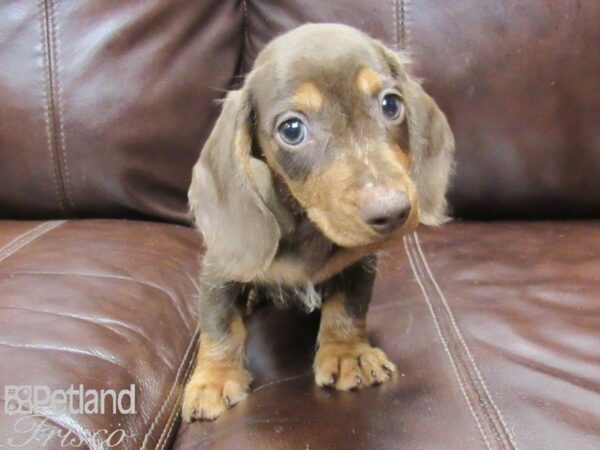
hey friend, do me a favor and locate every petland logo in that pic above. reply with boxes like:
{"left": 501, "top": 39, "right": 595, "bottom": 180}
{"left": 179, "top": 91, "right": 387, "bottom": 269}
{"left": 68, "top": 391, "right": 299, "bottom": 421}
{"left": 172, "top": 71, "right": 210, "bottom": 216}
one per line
{"left": 4, "top": 384, "right": 136, "bottom": 415}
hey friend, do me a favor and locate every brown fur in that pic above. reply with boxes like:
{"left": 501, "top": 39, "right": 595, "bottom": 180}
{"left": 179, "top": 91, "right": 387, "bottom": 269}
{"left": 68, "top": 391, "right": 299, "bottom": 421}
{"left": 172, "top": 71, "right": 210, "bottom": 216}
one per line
{"left": 183, "top": 23, "right": 454, "bottom": 421}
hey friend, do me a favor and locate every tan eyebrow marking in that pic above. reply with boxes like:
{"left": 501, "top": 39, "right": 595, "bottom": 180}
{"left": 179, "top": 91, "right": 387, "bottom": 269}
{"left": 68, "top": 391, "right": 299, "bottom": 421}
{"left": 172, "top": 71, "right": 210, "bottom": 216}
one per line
{"left": 356, "top": 68, "right": 383, "bottom": 96}
{"left": 292, "top": 81, "right": 324, "bottom": 112}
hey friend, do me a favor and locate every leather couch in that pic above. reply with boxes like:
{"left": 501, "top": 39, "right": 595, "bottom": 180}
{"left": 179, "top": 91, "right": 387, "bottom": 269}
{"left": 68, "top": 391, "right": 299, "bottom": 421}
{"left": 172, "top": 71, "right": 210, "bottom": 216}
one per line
{"left": 1, "top": 1, "right": 598, "bottom": 449}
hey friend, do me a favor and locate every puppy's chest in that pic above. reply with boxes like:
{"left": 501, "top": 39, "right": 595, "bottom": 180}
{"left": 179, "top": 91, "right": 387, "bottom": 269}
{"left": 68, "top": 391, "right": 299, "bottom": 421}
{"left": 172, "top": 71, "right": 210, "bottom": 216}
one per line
{"left": 252, "top": 217, "right": 370, "bottom": 312}
{"left": 256, "top": 237, "right": 366, "bottom": 287}
{"left": 253, "top": 213, "right": 372, "bottom": 307}
{"left": 255, "top": 243, "right": 372, "bottom": 316}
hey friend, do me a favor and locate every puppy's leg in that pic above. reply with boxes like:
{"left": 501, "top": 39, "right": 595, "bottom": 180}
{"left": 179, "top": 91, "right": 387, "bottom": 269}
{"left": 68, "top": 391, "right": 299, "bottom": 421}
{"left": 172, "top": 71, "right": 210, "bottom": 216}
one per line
{"left": 314, "top": 255, "right": 396, "bottom": 390}
{"left": 182, "top": 280, "right": 251, "bottom": 422}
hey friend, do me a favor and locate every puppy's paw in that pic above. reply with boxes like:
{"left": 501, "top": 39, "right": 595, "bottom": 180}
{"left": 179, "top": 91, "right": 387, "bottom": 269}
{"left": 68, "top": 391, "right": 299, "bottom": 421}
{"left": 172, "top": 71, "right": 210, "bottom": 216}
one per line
{"left": 181, "top": 365, "right": 251, "bottom": 422}
{"left": 314, "top": 342, "right": 396, "bottom": 391}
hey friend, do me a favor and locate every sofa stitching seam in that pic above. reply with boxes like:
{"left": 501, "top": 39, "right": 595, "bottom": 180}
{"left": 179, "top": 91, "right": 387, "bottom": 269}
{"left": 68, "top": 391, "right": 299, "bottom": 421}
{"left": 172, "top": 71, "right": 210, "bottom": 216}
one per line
{"left": 392, "top": 0, "right": 399, "bottom": 50}
{"left": 140, "top": 327, "right": 200, "bottom": 450}
{"left": 393, "top": 0, "right": 401, "bottom": 51}
{"left": 155, "top": 347, "right": 198, "bottom": 450}
{"left": 409, "top": 234, "right": 495, "bottom": 445}
{"left": 0, "top": 221, "right": 66, "bottom": 265}
{"left": 403, "top": 0, "right": 411, "bottom": 51}
{"left": 400, "top": 0, "right": 405, "bottom": 50}
{"left": 156, "top": 398, "right": 181, "bottom": 450}
{"left": 48, "top": 0, "right": 77, "bottom": 213}
{"left": 413, "top": 233, "right": 518, "bottom": 449}
{"left": 409, "top": 233, "right": 502, "bottom": 448}
{"left": 38, "top": 0, "right": 66, "bottom": 215}
{"left": 403, "top": 235, "right": 493, "bottom": 450}
{"left": 155, "top": 333, "right": 199, "bottom": 450}
{"left": 242, "top": 0, "right": 249, "bottom": 58}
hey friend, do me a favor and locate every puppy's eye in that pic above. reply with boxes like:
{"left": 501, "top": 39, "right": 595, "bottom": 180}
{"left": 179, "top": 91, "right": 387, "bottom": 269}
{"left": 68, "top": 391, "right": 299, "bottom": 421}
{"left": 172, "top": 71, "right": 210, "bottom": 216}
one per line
{"left": 380, "top": 92, "right": 405, "bottom": 122}
{"left": 278, "top": 117, "right": 307, "bottom": 146}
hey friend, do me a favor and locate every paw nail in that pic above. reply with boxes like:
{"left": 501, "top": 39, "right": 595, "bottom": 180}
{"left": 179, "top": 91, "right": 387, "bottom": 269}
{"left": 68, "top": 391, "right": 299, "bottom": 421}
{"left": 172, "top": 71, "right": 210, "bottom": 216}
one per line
{"left": 371, "top": 370, "right": 377, "bottom": 379}
{"left": 192, "top": 408, "right": 198, "bottom": 417}
{"left": 224, "top": 396, "right": 231, "bottom": 407}
{"left": 382, "top": 364, "right": 392, "bottom": 373}
{"left": 356, "top": 376, "right": 362, "bottom": 385}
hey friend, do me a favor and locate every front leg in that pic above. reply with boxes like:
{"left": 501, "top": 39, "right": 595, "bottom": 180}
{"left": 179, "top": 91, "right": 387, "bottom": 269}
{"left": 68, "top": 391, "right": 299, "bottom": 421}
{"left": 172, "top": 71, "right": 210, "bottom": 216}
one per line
{"left": 182, "top": 279, "right": 251, "bottom": 422}
{"left": 314, "top": 255, "right": 396, "bottom": 390}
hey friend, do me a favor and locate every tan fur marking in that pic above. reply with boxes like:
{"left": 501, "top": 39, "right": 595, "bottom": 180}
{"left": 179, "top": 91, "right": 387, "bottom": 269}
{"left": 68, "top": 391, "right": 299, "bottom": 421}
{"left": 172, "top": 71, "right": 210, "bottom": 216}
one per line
{"left": 292, "top": 81, "right": 323, "bottom": 112}
{"left": 198, "top": 315, "right": 246, "bottom": 363}
{"left": 318, "top": 293, "right": 366, "bottom": 343}
{"left": 182, "top": 316, "right": 251, "bottom": 421}
{"left": 280, "top": 148, "right": 418, "bottom": 250}
{"left": 314, "top": 293, "right": 396, "bottom": 390}
{"left": 356, "top": 68, "right": 383, "bottom": 96}
{"left": 392, "top": 144, "right": 411, "bottom": 170}
{"left": 285, "top": 156, "right": 377, "bottom": 248}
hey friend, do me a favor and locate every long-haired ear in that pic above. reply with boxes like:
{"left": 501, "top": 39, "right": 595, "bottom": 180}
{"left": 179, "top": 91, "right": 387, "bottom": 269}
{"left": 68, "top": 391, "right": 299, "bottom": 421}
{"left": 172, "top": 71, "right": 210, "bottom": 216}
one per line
{"left": 188, "top": 89, "right": 284, "bottom": 282}
{"left": 376, "top": 42, "right": 455, "bottom": 226}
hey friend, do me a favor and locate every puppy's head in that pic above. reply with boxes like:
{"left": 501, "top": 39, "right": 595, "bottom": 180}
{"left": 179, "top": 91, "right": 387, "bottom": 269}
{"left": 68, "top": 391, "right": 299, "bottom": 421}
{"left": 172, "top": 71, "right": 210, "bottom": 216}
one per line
{"left": 190, "top": 24, "right": 454, "bottom": 282}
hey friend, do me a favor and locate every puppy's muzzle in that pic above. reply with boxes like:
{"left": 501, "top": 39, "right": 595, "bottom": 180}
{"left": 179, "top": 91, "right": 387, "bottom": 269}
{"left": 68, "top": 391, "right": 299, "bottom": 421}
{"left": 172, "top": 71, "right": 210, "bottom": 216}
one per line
{"left": 360, "top": 186, "right": 411, "bottom": 234}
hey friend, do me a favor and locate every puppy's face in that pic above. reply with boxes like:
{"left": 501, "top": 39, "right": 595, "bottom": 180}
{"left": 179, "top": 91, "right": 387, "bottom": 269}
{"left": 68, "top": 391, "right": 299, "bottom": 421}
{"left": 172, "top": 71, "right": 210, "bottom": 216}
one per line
{"left": 190, "top": 24, "right": 454, "bottom": 282}
{"left": 250, "top": 28, "right": 420, "bottom": 247}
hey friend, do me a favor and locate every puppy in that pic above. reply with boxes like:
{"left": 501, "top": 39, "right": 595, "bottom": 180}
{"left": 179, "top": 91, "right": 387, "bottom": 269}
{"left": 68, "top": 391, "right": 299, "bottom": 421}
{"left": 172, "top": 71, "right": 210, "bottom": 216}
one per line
{"left": 182, "top": 23, "right": 454, "bottom": 422}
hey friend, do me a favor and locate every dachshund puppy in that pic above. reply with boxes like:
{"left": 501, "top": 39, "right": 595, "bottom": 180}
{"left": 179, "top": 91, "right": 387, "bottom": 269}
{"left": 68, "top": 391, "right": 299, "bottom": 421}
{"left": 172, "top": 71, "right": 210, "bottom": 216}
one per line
{"left": 182, "top": 23, "right": 454, "bottom": 421}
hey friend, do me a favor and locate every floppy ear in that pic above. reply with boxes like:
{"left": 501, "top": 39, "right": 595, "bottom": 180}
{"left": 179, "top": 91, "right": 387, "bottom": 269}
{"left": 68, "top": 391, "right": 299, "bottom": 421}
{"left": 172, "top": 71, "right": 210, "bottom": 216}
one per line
{"left": 376, "top": 43, "right": 455, "bottom": 226}
{"left": 188, "top": 89, "right": 287, "bottom": 282}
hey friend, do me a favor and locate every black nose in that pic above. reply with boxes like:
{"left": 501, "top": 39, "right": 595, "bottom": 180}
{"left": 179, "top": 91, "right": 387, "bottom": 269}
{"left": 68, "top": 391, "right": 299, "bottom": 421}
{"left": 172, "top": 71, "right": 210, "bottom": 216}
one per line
{"left": 360, "top": 189, "right": 411, "bottom": 234}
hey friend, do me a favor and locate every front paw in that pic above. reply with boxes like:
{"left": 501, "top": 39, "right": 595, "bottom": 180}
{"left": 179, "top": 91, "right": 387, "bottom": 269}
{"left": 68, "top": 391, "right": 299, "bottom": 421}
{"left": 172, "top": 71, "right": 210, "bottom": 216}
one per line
{"left": 182, "top": 365, "right": 251, "bottom": 422}
{"left": 314, "top": 342, "right": 396, "bottom": 391}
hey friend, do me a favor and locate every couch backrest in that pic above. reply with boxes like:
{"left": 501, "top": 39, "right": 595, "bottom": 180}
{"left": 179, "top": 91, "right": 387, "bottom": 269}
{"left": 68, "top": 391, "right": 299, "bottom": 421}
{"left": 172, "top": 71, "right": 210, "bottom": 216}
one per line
{"left": 0, "top": 0, "right": 242, "bottom": 223}
{"left": 1, "top": 0, "right": 598, "bottom": 222}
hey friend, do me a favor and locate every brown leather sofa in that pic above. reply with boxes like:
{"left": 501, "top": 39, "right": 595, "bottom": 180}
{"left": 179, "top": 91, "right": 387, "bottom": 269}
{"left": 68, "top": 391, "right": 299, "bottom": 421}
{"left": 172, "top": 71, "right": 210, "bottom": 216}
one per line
{"left": 1, "top": 1, "right": 598, "bottom": 449}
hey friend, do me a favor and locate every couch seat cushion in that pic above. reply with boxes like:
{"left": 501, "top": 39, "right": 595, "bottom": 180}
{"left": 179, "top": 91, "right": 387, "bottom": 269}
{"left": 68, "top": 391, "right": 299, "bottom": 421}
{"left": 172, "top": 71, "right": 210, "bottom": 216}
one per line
{"left": 0, "top": 220, "right": 201, "bottom": 449}
{"left": 173, "top": 221, "right": 600, "bottom": 450}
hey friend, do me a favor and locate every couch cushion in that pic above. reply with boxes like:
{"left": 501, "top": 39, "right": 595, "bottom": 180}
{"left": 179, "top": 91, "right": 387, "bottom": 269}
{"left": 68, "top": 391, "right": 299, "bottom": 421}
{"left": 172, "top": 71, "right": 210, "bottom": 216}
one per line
{"left": 0, "top": 220, "right": 201, "bottom": 449}
{"left": 0, "top": 0, "right": 242, "bottom": 222}
{"left": 172, "top": 221, "right": 600, "bottom": 449}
